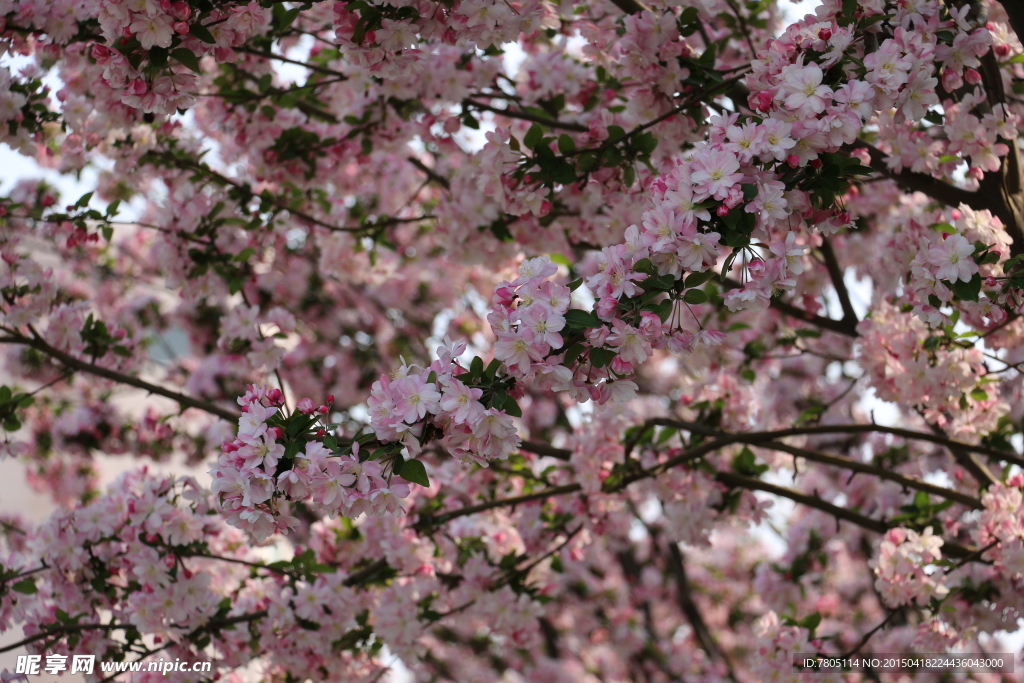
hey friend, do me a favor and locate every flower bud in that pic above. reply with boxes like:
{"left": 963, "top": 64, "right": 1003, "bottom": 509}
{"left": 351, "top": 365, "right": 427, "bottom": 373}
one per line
{"left": 326, "top": 394, "right": 334, "bottom": 404}
{"left": 268, "top": 426, "right": 283, "bottom": 440}
{"left": 751, "top": 90, "right": 774, "bottom": 112}
{"left": 296, "top": 397, "right": 315, "bottom": 414}
{"left": 173, "top": 21, "right": 190, "bottom": 34}
{"left": 786, "top": 154, "right": 800, "bottom": 168}
{"left": 984, "top": 276, "right": 998, "bottom": 288}
{"left": 964, "top": 68, "right": 981, "bottom": 85}
{"left": 810, "top": 157, "right": 822, "bottom": 169}
{"left": 818, "top": 27, "right": 832, "bottom": 41}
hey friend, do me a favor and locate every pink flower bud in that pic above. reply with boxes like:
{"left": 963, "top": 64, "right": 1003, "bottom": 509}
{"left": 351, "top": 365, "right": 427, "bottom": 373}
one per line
{"left": 941, "top": 67, "right": 962, "bottom": 92}
{"left": 326, "top": 394, "right": 334, "bottom": 404}
{"left": 716, "top": 204, "right": 730, "bottom": 217}
{"left": 266, "top": 388, "right": 284, "bottom": 404}
{"left": 297, "top": 398, "right": 315, "bottom": 414}
{"left": 810, "top": 157, "right": 822, "bottom": 169}
{"left": 268, "top": 426, "right": 283, "bottom": 440}
{"left": 786, "top": 154, "right": 800, "bottom": 168}
{"left": 995, "top": 44, "right": 1010, "bottom": 58}
{"left": 610, "top": 356, "right": 632, "bottom": 375}
{"left": 965, "top": 68, "right": 981, "bottom": 85}
{"left": 316, "top": 428, "right": 326, "bottom": 437}
{"left": 317, "top": 405, "right": 328, "bottom": 414}
{"left": 984, "top": 276, "right": 998, "bottom": 288}
{"left": 170, "top": 0, "right": 190, "bottom": 19}
{"left": 128, "top": 79, "right": 148, "bottom": 96}
{"left": 751, "top": 90, "right": 774, "bottom": 112}
{"left": 818, "top": 27, "right": 832, "bottom": 41}
{"left": 41, "top": 194, "right": 55, "bottom": 207}
{"left": 173, "top": 21, "right": 190, "bottom": 34}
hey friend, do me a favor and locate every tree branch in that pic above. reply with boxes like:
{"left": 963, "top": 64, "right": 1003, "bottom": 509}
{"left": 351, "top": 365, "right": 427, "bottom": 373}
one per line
{"left": 714, "top": 471, "right": 976, "bottom": 559}
{"left": 665, "top": 543, "right": 741, "bottom": 682}
{"left": 758, "top": 440, "right": 982, "bottom": 509}
{"left": 723, "top": 277, "right": 859, "bottom": 337}
{"left": 818, "top": 237, "right": 858, "bottom": 326}
{"left": 652, "top": 418, "right": 1024, "bottom": 468}
{"left": 606, "top": 0, "right": 650, "bottom": 14}
{"left": 407, "top": 156, "right": 450, "bottom": 190}
{"left": 463, "top": 100, "right": 588, "bottom": 132}
{"left": 1, "top": 332, "right": 238, "bottom": 422}
{"left": 846, "top": 139, "right": 981, "bottom": 210}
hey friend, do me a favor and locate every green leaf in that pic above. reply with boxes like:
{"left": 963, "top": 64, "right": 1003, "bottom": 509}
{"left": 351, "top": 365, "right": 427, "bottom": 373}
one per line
{"left": 502, "top": 394, "right": 522, "bottom": 418}
{"left": 524, "top": 123, "right": 543, "bottom": 150}
{"left": 799, "top": 612, "right": 822, "bottom": 633}
{"left": 970, "top": 388, "right": 989, "bottom": 402}
{"left": 564, "top": 309, "right": 603, "bottom": 329}
{"left": 399, "top": 459, "right": 430, "bottom": 487}
{"left": 557, "top": 134, "right": 576, "bottom": 154}
{"left": 733, "top": 447, "right": 769, "bottom": 476}
{"left": 567, "top": 277, "right": 583, "bottom": 292}
{"left": 563, "top": 342, "right": 585, "bottom": 366}
{"left": 470, "top": 356, "right": 484, "bottom": 377}
{"left": 589, "top": 347, "right": 616, "bottom": 368}
{"left": 951, "top": 273, "right": 982, "bottom": 302}
{"left": 75, "top": 191, "right": 93, "bottom": 208}
{"left": 171, "top": 48, "right": 201, "bottom": 73}
{"left": 682, "top": 289, "right": 708, "bottom": 305}
{"left": 549, "top": 253, "right": 571, "bottom": 268}
{"left": 189, "top": 23, "right": 217, "bottom": 44}
{"left": 12, "top": 578, "right": 37, "bottom": 594}
{"left": 684, "top": 271, "right": 714, "bottom": 288}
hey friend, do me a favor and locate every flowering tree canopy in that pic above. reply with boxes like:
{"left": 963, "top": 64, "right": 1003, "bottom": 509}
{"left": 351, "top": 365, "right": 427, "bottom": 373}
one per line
{"left": 3, "top": 0, "right": 1024, "bottom": 680}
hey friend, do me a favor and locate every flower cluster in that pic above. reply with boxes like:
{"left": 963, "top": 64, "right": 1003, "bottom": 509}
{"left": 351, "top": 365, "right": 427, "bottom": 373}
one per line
{"left": 870, "top": 527, "right": 950, "bottom": 608}
{"left": 369, "top": 336, "right": 521, "bottom": 467}
{"left": 212, "top": 385, "right": 414, "bottom": 540}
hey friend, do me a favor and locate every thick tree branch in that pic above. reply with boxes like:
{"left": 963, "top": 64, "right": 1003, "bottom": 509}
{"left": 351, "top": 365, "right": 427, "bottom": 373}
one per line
{"left": 407, "top": 156, "right": 450, "bottom": 190}
{"left": 723, "top": 277, "right": 859, "bottom": 336}
{"left": 607, "top": 0, "right": 650, "bottom": 14}
{"left": 652, "top": 418, "right": 1024, "bottom": 467}
{"left": 714, "top": 471, "right": 976, "bottom": 559}
{"left": 463, "top": 100, "right": 588, "bottom": 132}
{"left": 666, "top": 543, "right": 741, "bottom": 682}
{"left": 758, "top": 440, "right": 983, "bottom": 509}
{"left": 818, "top": 237, "right": 858, "bottom": 326}
{"left": 846, "top": 139, "right": 980, "bottom": 209}
{"left": 1, "top": 332, "right": 238, "bottom": 422}
{"left": 519, "top": 440, "right": 572, "bottom": 460}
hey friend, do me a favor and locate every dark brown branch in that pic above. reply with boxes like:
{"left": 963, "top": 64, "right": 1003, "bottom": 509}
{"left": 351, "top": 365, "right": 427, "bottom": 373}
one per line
{"left": 407, "top": 156, "right": 450, "bottom": 190}
{"left": 846, "top": 139, "right": 981, "bottom": 210}
{"left": 818, "top": 237, "right": 858, "bottom": 326}
{"left": 758, "top": 440, "right": 983, "bottom": 509}
{"left": 464, "top": 99, "right": 588, "bottom": 132}
{"left": 652, "top": 418, "right": 1024, "bottom": 467}
{"left": 606, "top": 0, "right": 650, "bottom": 14}
{"left": 147, "top": 152, "right": 366, "bottom": 235}
{"left": 714, "top": 471, "right": 976, "bottom": 559}
{"left": 723, "top": 277, "right": 859, "bottom": 337}
{"left": 1, "top": 332, "right": 238, "bottom": 422}
{"left": 519, "top": 440, "right": 572, "bottom": 460}
{"left": 666, "top": 544, "right": 741, "bottom": 682}
{"left": 235, "top": 46, "right": 349, "bottom": 79}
